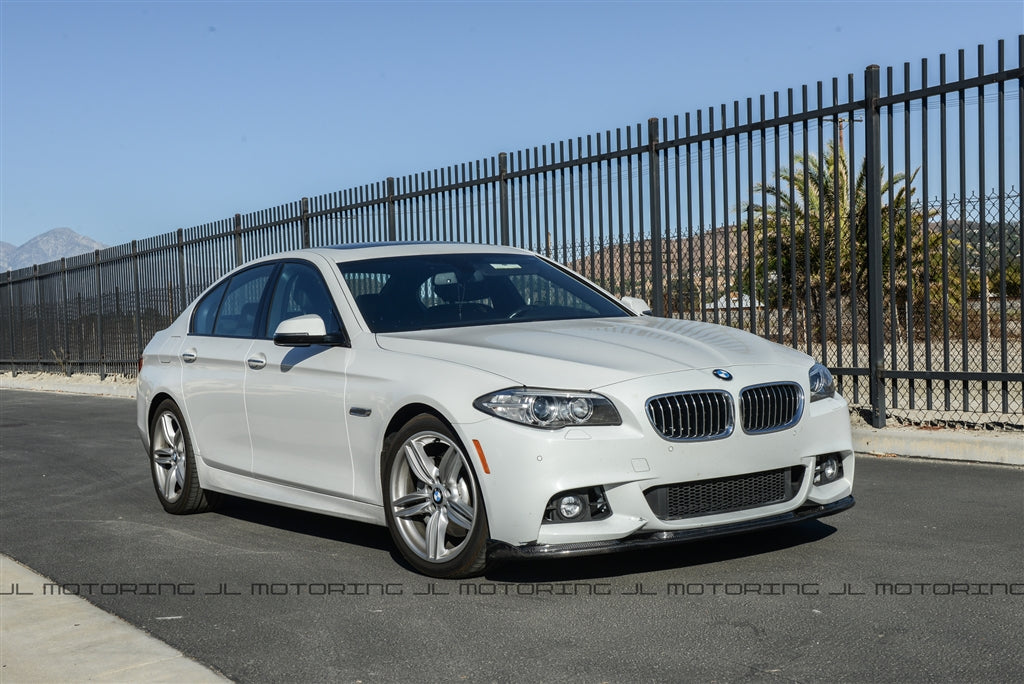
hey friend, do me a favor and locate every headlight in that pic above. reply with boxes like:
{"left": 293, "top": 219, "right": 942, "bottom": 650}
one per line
{"left": 474, "top": 388, "right": 621, "bottom": 429}
{"left": 809, "top": 362, "right": 836, "bottom": 402}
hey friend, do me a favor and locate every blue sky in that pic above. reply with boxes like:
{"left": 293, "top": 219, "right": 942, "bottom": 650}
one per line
{"left": 1, "top": 0, "right": 1021, "bottom": 248}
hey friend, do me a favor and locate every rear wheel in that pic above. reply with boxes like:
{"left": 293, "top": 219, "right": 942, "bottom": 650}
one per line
{"left": 383, "top": 414, "right": 488, "bottom": 578}
{"left": 149, "top": 399, "right": 219, "bottom": 514}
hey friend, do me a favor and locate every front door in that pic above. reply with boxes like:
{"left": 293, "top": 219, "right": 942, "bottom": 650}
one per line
{"left": 244, "top": 260, "right": 355, "bottom": 497}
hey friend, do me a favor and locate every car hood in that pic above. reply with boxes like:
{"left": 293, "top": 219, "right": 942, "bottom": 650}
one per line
{"left": 375, "top": 316, "right": 811, "bottom": 389}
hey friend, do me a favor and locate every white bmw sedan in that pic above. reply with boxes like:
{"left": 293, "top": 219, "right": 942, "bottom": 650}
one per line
{"left": 137, "top": 243, "right": 854, "bottom": 578}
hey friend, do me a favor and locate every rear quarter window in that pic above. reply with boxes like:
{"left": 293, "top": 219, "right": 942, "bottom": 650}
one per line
{"left": 191, "top": 280, "right": 228, "bottom": 335}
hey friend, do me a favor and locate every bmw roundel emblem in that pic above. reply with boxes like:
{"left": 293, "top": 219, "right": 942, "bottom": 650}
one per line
{"left": 712, "top": 369, "right": 733, "bottom": 381}
{"left": 432, "top": 488, "right": 444, "bottom": 504}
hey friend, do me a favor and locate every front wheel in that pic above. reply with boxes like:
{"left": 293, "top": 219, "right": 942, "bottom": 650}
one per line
{"left": 383, "top": 414, "right": 488, "bottom": 578}
{"left": 149, "top": 399, "right": 219, "bottom": 514}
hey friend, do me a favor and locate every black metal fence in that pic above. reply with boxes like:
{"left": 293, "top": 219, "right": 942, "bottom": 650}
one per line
{"left": 2, "top": 37, "right": 1022, "bottom": 429}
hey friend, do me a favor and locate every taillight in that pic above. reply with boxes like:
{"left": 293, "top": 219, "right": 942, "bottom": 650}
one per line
{"left": 138, "top": 356, "right": 144, "bottom": 374}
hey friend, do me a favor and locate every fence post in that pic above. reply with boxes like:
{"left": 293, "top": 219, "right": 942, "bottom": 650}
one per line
{"left": 647, "top": 118, "right": 664, "bottom": 316}
{"left": 499, "top": 153, "right": 510, "bottom": 246}
{"left": 61, "top": 258, "right": 71, "bottom": 376}
{"left": 300, "top": 197, "right": 311, "bottom": 248}
{"left": 6, "top": 271, "right": 15, "bottom": 376}
{"left": 233, "top": 213, "right": 243, "bottom": 266}
{"left": 177, "top": 228, "right": 187, "bottom": 313}
{"left": 33, "top": 264, "right": 41, "bottom": 371}
{"left": 94, "top": 250, "right": 105, "bottom": 380}
{"left": 77, "top": 292, "right": 84, "bottom": 374}
{"left": 386, "top": 177, "right": 397, "bottom": 242}
{"left": 864, "top": 65, "right": 886, "bottom": 428}
{"left": 132, "top": 240, "right": 143, "bottom": 364}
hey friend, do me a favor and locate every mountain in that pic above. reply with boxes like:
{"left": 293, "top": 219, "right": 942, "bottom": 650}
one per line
{"left": 0, "top": 229, "right": 106, "bottom": 272}
{"left": 0, "top": 242, "right": 15, "bottom": 271}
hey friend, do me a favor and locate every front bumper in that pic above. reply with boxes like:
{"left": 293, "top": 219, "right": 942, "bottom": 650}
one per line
{"left": 458, "top": 370, "right": 855, "bottom": 546}
{"left": 488, "top": 495, "right": 855, "bottom": 561}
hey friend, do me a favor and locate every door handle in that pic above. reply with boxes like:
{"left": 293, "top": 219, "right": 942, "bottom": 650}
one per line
{"left": 181, "top": 349, "right": 197, "bottom": 363}
{"left": 247, "top": 356, "right": 267, "bottom": 370}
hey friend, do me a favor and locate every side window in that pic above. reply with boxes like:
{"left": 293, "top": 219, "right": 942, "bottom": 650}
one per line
{"left": 264, "top": 262, "right": 343, "bottom": 337}
{"left": 212, "top": 264, "right": 276, "bottom": 338}
{"left": 191, "top": 280, "right": 228, "bottom": 335}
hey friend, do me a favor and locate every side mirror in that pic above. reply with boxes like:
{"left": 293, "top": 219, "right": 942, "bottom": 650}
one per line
{"left": 620, "top": 296, "right": 652, "bottom": 316}
{"left": 273, "top": 314, "right": 336, "bottom": 347}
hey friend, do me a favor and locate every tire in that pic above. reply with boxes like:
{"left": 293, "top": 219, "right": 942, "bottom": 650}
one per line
{"left": 383, "top": 414, "right": 489, "bottom": 578}
{"left": 149, "top": 399, "right": 219, "bottom": 514}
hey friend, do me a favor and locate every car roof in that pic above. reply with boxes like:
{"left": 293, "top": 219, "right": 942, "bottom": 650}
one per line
{"left": 278, "top": 242, "right": 536, "bottom": 264}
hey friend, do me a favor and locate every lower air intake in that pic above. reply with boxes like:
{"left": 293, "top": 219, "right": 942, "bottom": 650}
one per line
{"left": 644, "top": 466, "right": 805, "bottom": 520}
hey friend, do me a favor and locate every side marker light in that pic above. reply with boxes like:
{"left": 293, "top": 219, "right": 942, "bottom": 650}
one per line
{"left": 472, "top": 439, "right": 491, "bottom": 474}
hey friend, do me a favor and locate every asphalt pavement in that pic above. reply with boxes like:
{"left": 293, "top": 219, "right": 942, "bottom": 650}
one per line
{"left": 1, "top": 386, "right": 1022, "bottom": 682}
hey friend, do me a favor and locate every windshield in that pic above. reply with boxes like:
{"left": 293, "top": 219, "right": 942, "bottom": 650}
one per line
{"left": 338, "top": 252, "right": 630, "bottom": 333}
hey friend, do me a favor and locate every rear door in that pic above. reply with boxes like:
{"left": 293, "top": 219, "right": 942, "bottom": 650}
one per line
{"left": 180, "top": 263, "right": 277, "bottom": 475}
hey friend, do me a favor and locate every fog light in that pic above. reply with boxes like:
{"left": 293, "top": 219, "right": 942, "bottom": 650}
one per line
{"left": 558, "top": 495, "right": 585, "bottom": 520}
{"left": 543, "top": 487, "right": 612, "bottom": 524}
{"left": 814, "top": 454, "right": 842, "bottom": 485}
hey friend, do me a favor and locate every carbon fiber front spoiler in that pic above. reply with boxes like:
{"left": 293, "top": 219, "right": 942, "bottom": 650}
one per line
{"left": 488, "top": 495, "right": 855, "bottom": 561}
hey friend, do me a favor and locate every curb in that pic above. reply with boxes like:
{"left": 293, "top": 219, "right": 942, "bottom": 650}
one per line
{"left": 851, "top": 425, "right": 1024, "bottom": 467}
{"left": 0, "top": 373, "right": 136, "bottom": 399}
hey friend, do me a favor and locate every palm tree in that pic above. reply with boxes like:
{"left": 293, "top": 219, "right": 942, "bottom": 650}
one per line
{"left": 745, "top": 139, "right": 940, "bottom": 341}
